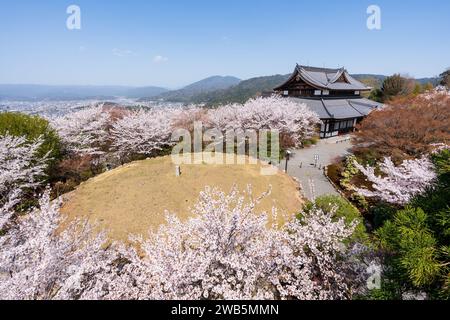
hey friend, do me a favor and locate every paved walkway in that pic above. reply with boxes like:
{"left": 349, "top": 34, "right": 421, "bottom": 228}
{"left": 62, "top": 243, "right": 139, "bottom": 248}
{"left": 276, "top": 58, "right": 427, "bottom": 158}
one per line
{"left": 279, "top": 135, "right": 353, "bottom": 200}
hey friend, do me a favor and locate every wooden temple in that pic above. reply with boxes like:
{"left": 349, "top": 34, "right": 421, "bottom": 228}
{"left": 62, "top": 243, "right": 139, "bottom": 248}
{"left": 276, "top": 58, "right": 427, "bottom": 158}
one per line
{"left": 274, "top": 65, "right": 383, "bottom": 138}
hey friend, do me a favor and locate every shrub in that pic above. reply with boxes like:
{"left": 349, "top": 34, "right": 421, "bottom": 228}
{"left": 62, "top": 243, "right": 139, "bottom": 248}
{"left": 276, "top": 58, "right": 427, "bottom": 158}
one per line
{"left": 51, "top": 154, "right": 104, "bottom": 196}
{"left": 302, "top": 139, "right": 312, "bottom": 147}
{"left": 423, "top": 82, "right": 434, "bottom": 92}
{"left": 305, "top": 195, "right": 369, "bottom": 244}
{"left": 381, "top": 74, "right": 415, "bottom": 101}
{"left": 340, "top": 155, "right": 359, "bottom": 190}
{"left": 412, "top": 149, "right": 450, "bottom": 245}
{"left": 349, "top": 193, "right": 369, "bottom": 212}
{"left": 302, "top": 136, "right": 319, "bottom": 148}
{"left": 373, "top": 149, "right": 450, "bottom": 299}
{"left": 368, "top": 88, "right": 383, "bottom": 103}
{"left": 369, "top": 202, "right": 397, "bottom": 229}
{"left": 376, "top": 207, "right": 443, "bottom": 294}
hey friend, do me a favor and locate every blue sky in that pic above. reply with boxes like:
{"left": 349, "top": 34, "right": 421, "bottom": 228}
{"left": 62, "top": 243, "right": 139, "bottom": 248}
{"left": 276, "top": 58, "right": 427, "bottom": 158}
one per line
{"left": 0, "top": 0, "right": 449, "bottom": 88}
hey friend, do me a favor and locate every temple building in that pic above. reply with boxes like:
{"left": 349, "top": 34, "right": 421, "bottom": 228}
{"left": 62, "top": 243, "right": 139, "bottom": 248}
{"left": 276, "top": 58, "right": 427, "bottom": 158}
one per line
{"left": 274, "top": 65, "right": 383, "bottom": 138}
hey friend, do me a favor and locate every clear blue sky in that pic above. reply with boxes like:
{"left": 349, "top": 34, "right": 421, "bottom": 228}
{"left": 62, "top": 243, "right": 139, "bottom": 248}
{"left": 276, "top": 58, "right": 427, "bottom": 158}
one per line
{"left": 0, "top": 0, "right": 449, "bottom": 88}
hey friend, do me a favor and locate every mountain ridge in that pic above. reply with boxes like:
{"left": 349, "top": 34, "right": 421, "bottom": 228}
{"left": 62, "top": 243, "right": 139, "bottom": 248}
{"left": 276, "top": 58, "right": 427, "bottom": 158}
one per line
{"left": 156, "top": 73, "right": 440, "bottom": 105}
{"left": 1, "top": 74, "right": 440, "bottom": 103}
{"left": 152, "top": 76, "right": 241, "bottom": 102}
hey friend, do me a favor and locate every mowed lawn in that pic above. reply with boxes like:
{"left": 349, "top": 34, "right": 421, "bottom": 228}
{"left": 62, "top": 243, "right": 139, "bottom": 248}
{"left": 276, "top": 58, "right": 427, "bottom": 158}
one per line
{"left": 61, "top": 154, "right": 303, "bottom": 241}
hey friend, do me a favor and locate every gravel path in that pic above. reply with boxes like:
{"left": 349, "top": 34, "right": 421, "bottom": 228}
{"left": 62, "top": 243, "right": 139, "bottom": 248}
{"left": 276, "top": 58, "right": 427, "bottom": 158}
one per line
{"left": 279, "top": 135, "right": 353, "bottom": 200}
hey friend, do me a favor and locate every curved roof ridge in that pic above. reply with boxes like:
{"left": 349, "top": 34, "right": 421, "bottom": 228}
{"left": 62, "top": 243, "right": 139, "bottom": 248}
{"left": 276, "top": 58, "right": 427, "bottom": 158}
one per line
{"left": 297, "top": 65, "right": 342, "bottom": 73}
{"left": 274, "top": 64, "right": 371, "bottom": 92}
{"left": 320, "top": 98, "right": 334, "bottom": 118}
{"left": 328, "top": 68, "right": 346, "bottom": 84}
{"left": 350, "top": 98, "right": 383, "bottom": 108}
{"left": 273, "top": 65, "right": 300, "bottom": 90}
{"left": 298, "top": 66, "right": 328, "bottom": 87}
{"left": 346, "top": 99, "right": 365, "bottom": 116}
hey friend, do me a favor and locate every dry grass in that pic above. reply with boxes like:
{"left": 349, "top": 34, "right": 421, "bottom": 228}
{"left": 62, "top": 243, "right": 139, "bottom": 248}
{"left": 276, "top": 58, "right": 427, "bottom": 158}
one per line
{"left": 61, "top": 154, "right": 303, "bottom": 241}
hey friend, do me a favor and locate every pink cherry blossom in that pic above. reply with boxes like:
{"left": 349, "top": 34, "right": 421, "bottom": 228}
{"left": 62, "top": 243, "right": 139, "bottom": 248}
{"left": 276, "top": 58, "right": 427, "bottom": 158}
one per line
{"left": 51, "top": 104, "right": 110, "bottom": 156}
{"left": 354, "top": 157, "right": 436, "bottom": 205}
{"left": 0, "top": 186, "right": 363, "bottom": 300}
{"left": 110, "top": 108, "right": 179, "bottom": 157}
{"left": 208, "top": 96, "right": 321, "bottom": 147}
{"left": 0, "top": 135, "right": 49, "bottom": 229}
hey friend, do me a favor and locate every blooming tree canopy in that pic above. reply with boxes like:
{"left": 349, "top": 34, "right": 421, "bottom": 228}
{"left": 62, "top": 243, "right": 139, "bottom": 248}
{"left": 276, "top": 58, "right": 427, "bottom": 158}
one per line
{"left": 110, "top": 108, "right": 178, "bottom": 157}
{"left": 0, "top": 97, "right": 367, "bottom": 300}
{"left": 0, "top": 135, "right": 49, "bottom": 229}
{"left": 207, "top": 96, "right": 321, "bottom": 147}
{"left": 0, "top": 190, "right": 113, "bottom": 300}
{"left": 51, "top": 104, "right": 110, "bottom": 156}
{"left": 0, "top": 186, "right": 364, "bottom": 300}
{"left": 354, "top": 157, "right": 437, "bottom": 205}
{"left": 51, "top": 97, "right": 321, "bottom": 160}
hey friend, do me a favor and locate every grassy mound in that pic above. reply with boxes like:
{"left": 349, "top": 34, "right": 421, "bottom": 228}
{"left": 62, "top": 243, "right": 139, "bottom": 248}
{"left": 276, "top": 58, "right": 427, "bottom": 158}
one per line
{"left": 61, "top": 154, "right": 303, "bottom": 241}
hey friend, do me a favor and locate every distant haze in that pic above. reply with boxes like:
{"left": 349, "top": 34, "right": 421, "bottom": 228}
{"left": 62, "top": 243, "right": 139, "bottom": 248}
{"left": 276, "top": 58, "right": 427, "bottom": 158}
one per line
{"left": 0, "top": 84, "right": 168, "bottom": 101}
{"left": 0, "top": 73, "right": 440, "bottom": 102}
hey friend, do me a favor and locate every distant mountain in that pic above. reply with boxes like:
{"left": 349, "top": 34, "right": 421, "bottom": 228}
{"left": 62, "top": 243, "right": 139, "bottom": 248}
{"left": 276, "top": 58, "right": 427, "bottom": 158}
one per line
{"left": 352, "top": 74, "right": 387, "bottom": 89}
{"left": 156, "top": 73, "right": 390, "bottom": 105}
{"left": 352, "top": 74, "right": 387, "bottom": 81}
{"left": 183, "top": 74, "right": 440, "bottom": 105}
{"left": 123, "top": 86, "right": 169, "bottom": 99}
{"left": 153, "top": 76, "right": 241, "bottom": 102}
{"left": 352, "top": 74, "right": 440, "bottom": 88}
{"left": 186, "top": 74, "right": 291, "bottom": 105}
{"left": 183, "top": 75, "right": 241, "bottom": 92}
{"left": 416, "top": 77, "right": 440, "bottom": 86}
{"left": 1, "top": 73, "right": 440, "bottom": 104}
{"left": 0, "top": 84, "right": 168, "bottom": 101}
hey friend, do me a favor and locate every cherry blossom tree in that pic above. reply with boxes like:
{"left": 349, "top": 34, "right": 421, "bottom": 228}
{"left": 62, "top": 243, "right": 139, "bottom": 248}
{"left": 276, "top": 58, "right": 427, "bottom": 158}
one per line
{"left": 110, "top": 108, "right": 178, "bottom": 157}
{"left": 0, "top": 135, "right": 49, "bottom": 229}
{"left": 50, "top": 97, "right": 320, "bottom": 160}
{"left": 171, "top": 106, "right": 208, "bottom": 132}
{"left": 0, "top": 186, "right": 366, "bottom": 300}
{"left": 354, "top": 157, "right": 437, "bottom": 205}
{"left": 430, "top": 143, "right": 450, "bottom": 154}
{"left": 207, "top": 96, "right": 321, "bottom": 147}
{"left": 0, "top": 188, "right": 20, "bottom": 232}
{"left": 118, "top": 186, "right": 361, "bottom": 300}
{"left": 0, "top": 190, "right": 116, "bottom": 300}
{"left": 51, "top": 104, "right": 110, "bottom": 156}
